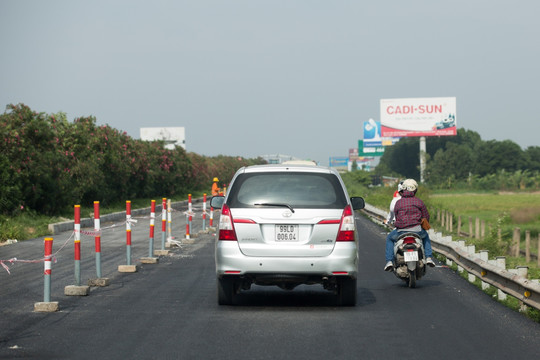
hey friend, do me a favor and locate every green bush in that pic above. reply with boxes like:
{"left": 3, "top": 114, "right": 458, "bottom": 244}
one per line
{"left": 0, "top": 103, "right": 266, "bottom": 218}
{"left": 340, "top": 170, "right": 372, "bottom": 198}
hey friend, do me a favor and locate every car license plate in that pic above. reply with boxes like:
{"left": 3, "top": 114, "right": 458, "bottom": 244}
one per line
{"left": 404, "top": 250, "right": 418, "bottom": 262}
{"left": 275, "top": 225, "right": 298, "bottom": 241}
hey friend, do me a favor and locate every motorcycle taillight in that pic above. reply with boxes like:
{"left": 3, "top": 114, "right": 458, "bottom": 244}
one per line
{"left": 403, "top": 237, "right": 417, "bottom": 244}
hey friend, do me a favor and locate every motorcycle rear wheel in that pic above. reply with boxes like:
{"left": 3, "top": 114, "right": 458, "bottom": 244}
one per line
{"left": 407, "top": 269, "right": 416, "bottom": 288}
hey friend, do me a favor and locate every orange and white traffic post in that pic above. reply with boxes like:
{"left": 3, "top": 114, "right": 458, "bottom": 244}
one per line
{"left": 149, "top": 199, "right": 156, "bottom": 257}
{"left": 167, "top": 199, "right": 173, "bottom": 243}
{"left": 161, "top": 198, "right": 167, "bottom": 250}
{"left": 74, "top": 205, "right": 82, "bottom": 286}
{"left": 188, "top": 194, "right": 193, "bottom": 235}
{"left": 43, "top": 237, "right": 53, "bottom": 302}
{"left": 126, "top": 201, "right": 132, "bottom": 265}
{"left": 185, "top": 195, "right": 190, "bottom": 240}
{"left": 94, "top": 201, "right": 102, "bottom": 278}
{"left": 202, "top": 194, "right": 207, "bottom": 231}
{"left": 35, "top": 236, "right": 59, "bottom": 311}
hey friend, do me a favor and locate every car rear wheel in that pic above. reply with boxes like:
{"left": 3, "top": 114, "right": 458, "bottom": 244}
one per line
{"left": 217, "top": 276, "right": 237, "bottom": 305}
{"left": 337, "top": 277, "right": 357, "bottom": 306}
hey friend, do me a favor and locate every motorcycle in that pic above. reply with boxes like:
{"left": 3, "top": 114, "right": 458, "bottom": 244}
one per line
{"left": 392, "top": 232, "right": 426, "bottom": 288}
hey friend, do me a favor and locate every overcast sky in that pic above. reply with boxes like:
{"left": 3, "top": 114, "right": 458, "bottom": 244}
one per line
{"left": 1, "top": 0, "right": 539, "bottom": 165}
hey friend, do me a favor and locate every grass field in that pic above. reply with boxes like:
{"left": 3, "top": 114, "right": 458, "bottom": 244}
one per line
{"left": 428, "top": 191, "right": 540, "bottom": 226}
{"left": 417, "top": 191, "right": 540, "bottom": 280}
{"left": 427, "top": 192, "right": 540, "bottom": 247}
{"left": 426, "top": 192, "right": 540, "bottom": 321}
{"left": 356, "top": 184, "right": 540, "bottom": 278}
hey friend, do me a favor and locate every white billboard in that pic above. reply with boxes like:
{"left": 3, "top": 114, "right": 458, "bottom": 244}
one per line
{"left": 380, "top": 97, "right": 456, "bottom": 137}
{"left": 140, "top": 127, "right": 186, "bottom": 150}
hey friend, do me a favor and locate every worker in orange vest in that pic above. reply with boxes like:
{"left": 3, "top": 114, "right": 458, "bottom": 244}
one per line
{"left": 211, "top": 177, "right": 221, "bottom": 196}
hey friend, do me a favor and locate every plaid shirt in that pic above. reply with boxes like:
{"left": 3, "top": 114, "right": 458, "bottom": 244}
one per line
{"left": 393, "top": 190, "right": 430, "bottom": 229}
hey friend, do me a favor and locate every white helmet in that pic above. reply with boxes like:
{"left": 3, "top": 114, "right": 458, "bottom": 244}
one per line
{"left": 397, "top": 181, "right": 404, "bottom": 192}
{"left": 402, "top": 178, "right": 418, "bottom": 192}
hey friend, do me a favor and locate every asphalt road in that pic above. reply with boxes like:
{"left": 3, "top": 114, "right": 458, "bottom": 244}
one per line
{"left": 1, "top": 205, "right": 540, "bottom": 360}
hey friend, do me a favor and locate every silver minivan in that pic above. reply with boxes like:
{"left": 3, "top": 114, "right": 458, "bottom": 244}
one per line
{"left": 210, "top": 164, "right": 365, "bottom": 305}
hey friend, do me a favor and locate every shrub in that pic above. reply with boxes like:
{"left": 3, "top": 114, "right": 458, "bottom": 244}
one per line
{"left": 0, "top": 104, "right": 266, "bottom": 217}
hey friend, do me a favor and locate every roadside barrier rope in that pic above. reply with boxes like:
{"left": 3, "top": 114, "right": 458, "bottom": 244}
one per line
{"left": 0, "top": 208, "right": 190, "bottom": 274}
{"left": 1, "top": 258, "right": 19, "bottom": 274}
{"left": 171, "top": 204, "right": 218, "bottom": 217}
{"left": 0, "top": 232, "right": 74, "bottom": 274}
{"left": 0, "top": 216, "right": 133, "bottom": 274}
{"left": 0, "top": 255, "right": 58, "bottom": 275}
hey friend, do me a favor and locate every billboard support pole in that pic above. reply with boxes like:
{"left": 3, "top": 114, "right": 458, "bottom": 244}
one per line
{"left": 419, "top": 136, "right": 426, "bottom": 183}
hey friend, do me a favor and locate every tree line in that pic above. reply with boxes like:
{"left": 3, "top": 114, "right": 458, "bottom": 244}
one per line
{"left": 0, "top": 104, "right": 265, "bottom": 216}
{"left": 376, "top": 128, "right": 540, "bottom": 189}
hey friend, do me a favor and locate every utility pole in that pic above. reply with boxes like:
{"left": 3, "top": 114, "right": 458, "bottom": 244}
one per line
{"left": 419, "top": 136, "right": 426, "bottom": 183}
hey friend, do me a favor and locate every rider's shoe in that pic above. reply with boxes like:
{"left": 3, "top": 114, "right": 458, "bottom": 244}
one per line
{"left": 426, "top": 257, "right": 436, "bottom": 267}
{"left": 384, "top": 261, "right": 394, "bottom": 272}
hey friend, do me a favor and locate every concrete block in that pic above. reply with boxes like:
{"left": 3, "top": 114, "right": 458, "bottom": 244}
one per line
{"left": 166, "top": 240, "right": 181, "bottom": 248}
{"left": 64, "top": 285, "right": 90, "bottom": 296}
{"left": 118, "top": 265, "right": 137, "bottom": 273}
{"left": 34, "top": 302, "right": 59, "bottom": 312}
{"left": 140, "top": 257, "right": 159, "bottom": 264}
{"left": 88, "top": 278, "right": 110, "bottom": 287}
{"left": 154, "top": 249, "right": 169, "bottom": 256}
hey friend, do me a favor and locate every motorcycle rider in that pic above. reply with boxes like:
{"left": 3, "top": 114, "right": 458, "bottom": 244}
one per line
{"left": 384, "top": 178, "right": 436, "bottom": 271}
{"left": 384, "top": 181, "right": 403, "bottom": 225}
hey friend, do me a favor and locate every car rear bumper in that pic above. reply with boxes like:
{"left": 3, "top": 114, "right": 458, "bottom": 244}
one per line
{"left": 215, "top": 241, "right": 358, "bottom": 278}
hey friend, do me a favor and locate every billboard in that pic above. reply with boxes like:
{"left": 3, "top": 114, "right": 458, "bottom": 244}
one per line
{"left": 380, "top": 97, "right": 456, "bottom": 137}
{"left": 329, "top": 156, "right": 349, "bottom": 168}
{"left": 358, "top": 140, "right": 384, "bottom": 157}
{"left": 140, "top": 127, "right": 186, "bottom": 150}
{"left": 349, "top": 148, "right": 359, "bottom": 162}
{"left": 363, "top": 119, "right": 382, "bottom": 147}
{"left": 349, "top": 148, "right": 372, "bottom": 163}
{"left": 363, "top": 119, "right": 400, "bottom": 147}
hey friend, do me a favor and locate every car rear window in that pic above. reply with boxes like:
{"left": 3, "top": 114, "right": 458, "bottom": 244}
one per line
{"left": 227, "top": 172, "right": 347, "bottom": 209}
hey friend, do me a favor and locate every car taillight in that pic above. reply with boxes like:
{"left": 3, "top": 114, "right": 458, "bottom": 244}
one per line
{"left": 336, "top": 205, "right": 355, "bottom": 241}
{"left": 218, "top": 204, "right": 237, "bottom": 241}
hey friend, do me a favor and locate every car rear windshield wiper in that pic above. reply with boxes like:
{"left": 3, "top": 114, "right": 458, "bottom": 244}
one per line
{"left": 254, "top": 203, "right": 295, "bottom": 213}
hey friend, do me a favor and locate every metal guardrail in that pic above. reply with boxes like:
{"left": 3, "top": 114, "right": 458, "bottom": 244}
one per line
{"left": 361, "top": 203, "right": 540, "bottom": 311}
{"left": 429, "top": 232, "right": 540, "bottom": 310}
